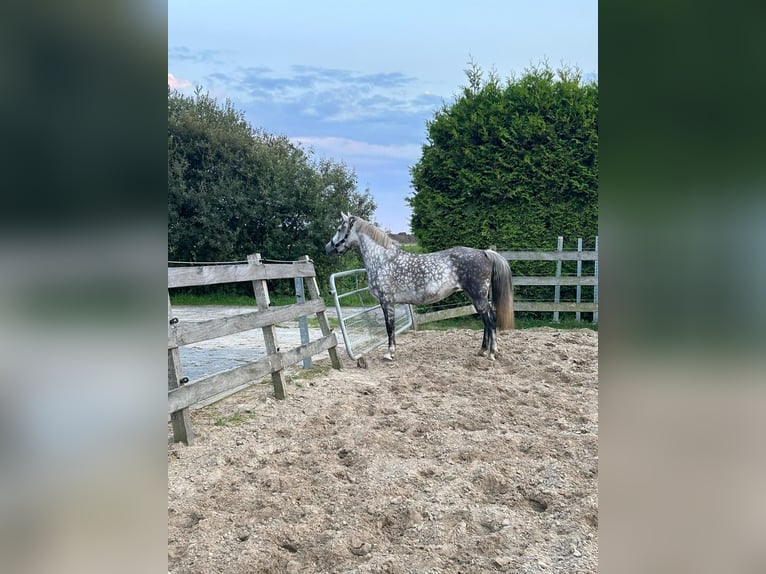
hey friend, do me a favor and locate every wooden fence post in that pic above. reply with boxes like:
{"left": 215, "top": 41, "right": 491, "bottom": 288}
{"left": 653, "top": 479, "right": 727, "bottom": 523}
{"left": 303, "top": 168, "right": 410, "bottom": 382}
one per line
{"left": 248, "top": 253, "right": 287, "bottom": 399}
{"left": 302, "top": 255, "right": 342, "bottom": 370}
{"left": 294, "top": 275, "right": 312, "bottom": 369}
{"left": 168, "top": 294, "right": 194, "bottom": 445}
{"left": 553, "top": 236, "right": 563, "bottom": 322}
{"left": 576, "top": 238, "right": 583, "bottom": 322}
{"left": 593, "top": 236, "right": 599, "bottom": 324}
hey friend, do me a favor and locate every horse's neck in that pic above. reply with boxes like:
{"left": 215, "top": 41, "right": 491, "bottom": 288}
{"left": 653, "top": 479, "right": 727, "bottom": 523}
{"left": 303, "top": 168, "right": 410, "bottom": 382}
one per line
{"left": 357, "top": 233, "right": 399, "bottom": 267}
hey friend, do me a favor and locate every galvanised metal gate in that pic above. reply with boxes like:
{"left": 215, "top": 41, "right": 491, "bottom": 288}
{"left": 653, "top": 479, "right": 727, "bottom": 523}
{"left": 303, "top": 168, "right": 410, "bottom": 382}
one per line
{"left": 328, "top": 268, "right": 413, "bottom": 360}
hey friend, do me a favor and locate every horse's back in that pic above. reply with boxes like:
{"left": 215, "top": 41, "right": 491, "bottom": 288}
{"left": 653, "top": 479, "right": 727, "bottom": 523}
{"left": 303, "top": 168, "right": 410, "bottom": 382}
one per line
{"left": 444, "top": 246, "right": 494, "bottom": 273}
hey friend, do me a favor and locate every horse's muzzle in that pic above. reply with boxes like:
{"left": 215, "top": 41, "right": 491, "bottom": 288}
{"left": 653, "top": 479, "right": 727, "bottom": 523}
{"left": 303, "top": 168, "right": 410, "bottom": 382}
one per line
{"left": 325, "top": 241, "right": 338, "bottom": 256}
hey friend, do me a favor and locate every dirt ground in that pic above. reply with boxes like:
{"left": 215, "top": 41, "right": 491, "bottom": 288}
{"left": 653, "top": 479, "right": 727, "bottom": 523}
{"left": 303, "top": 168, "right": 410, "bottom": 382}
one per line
{"left": 168, "top": 327, "right": 598, "bottom": 573}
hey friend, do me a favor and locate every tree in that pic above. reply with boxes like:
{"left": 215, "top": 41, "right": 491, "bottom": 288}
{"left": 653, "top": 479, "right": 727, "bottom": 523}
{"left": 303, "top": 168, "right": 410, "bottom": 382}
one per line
{"left": 168, "top": 88, "right": 375, "bottom": 291}
{"left": 408, "top": 61, "right": 598, "bottom": 252}
{"left": 408, "top": 61, "right": 598, "bottom": 316}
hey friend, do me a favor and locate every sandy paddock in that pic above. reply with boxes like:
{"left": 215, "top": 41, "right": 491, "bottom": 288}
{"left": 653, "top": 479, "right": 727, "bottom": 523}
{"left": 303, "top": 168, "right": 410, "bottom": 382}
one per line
{"left": 168, "top": 326, "right": 598, "bottom": 573}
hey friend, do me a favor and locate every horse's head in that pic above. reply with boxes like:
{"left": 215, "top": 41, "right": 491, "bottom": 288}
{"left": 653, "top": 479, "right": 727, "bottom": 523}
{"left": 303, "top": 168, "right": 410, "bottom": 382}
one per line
{"left": 325, "top": 212, "right": 358, "bottom": 256}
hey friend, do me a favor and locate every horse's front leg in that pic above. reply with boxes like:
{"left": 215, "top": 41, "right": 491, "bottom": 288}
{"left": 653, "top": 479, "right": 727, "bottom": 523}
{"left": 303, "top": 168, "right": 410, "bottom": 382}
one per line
{"left": 381, "top": 302, "right": 396, "bottom": 360}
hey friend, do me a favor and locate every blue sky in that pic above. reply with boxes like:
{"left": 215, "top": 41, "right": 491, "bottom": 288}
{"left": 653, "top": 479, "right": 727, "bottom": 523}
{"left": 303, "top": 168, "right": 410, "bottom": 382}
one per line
{"left": 168, "top": 0, "right": 598, "bottom": 233}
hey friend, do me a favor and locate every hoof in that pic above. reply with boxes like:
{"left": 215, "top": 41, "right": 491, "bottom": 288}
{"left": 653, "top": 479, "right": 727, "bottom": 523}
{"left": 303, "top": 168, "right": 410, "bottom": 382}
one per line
{"left": 487, "top": 353, "right": 496, "bottom": 361}
{"left": 478, "top": 349, "right": 488, "bottom": 357}
{"left": 382, "top": 353, "right": 394, "bottom": 361}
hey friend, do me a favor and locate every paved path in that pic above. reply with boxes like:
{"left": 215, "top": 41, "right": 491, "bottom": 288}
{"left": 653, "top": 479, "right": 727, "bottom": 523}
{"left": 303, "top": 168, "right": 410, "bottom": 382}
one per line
{"left": 172, "top": 305, "right": 354, "bottom": 381}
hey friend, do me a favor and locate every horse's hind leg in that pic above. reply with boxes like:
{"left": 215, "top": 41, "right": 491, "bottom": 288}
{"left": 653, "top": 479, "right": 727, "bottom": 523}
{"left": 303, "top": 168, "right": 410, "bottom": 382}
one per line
{"left": 479, "top": 312, "right": 498, "bottom": 360}
{"left": 479, "top": 327, "right": 490, "bottom": 357}
{"left": 381, "top": 302, "right": 396, "bottom": 360}
{"left": 465, "top": 288, "right": 497, "bottom": 360}
{"left": 473, "top": 297, "right": 498, "bottom": 360}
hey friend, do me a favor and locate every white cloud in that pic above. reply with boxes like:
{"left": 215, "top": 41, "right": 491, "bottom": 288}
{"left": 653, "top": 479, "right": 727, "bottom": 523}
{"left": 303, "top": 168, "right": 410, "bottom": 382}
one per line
{"left": 168, "top": 73, "right": 192, "bottom": 89}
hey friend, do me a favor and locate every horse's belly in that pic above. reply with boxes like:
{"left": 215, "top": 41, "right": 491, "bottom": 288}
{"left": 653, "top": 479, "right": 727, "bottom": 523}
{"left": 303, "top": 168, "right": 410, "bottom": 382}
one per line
{"left": 395, "top": 284, "right": 460, "bottom": 305}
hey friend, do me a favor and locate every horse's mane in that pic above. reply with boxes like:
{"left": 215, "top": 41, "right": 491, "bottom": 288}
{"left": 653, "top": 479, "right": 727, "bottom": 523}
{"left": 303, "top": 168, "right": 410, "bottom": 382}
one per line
{"left": 354, "top": 218, "right": 393, "bottom": 249}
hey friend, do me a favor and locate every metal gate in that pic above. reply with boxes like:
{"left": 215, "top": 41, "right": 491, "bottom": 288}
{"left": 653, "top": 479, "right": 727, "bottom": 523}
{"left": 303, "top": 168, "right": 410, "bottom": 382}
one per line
{"left": 328, "top": 268, "right": 413, "bottom": 360}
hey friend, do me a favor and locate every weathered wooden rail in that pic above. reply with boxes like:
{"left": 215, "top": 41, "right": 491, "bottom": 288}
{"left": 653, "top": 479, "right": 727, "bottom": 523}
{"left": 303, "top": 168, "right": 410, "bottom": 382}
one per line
{"left": 167, "top": 254, "right": 341, "bottom": 445}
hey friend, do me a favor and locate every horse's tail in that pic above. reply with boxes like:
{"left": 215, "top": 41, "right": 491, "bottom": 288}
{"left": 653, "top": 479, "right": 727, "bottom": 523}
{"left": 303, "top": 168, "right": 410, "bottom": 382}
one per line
{"left": 487, "top": 250, "right": 515, "bottom": 330}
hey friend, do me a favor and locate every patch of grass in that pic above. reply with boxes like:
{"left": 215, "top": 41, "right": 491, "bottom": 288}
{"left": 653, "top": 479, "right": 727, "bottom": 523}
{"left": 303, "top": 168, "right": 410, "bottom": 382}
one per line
{"left": 341, "top": 292, "right": 380, "bottom": 307}
{"left": 306, "top": 316, "right": 340, "bottom": 329}
{"left": 212, "top": 412, "right": 256, "bottom": 427}
{"left": 250, "top": 363, "right": 334, "bottom": 391}
{"left": 289, "top": 363, "right": 333, "bottom": 381}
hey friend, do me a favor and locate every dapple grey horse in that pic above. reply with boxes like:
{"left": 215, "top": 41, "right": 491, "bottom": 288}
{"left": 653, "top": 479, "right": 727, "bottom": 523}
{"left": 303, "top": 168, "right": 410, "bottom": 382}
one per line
{"left": 326, "top": 213, "right": 514, "bottom": 360}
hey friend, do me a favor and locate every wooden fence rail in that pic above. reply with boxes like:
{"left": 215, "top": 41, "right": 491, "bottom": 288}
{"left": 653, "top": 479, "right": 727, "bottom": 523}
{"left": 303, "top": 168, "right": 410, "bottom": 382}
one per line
{"left": 167, "top": 254, "right": 341, "bottom": 445}
{"left": 412, "top": 237, "right": 599, "bottom": 327}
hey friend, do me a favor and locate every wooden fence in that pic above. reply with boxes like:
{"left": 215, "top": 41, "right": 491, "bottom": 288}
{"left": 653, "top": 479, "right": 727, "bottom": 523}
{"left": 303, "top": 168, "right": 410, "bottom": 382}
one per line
{"left": 167, "top": 254, "right": 342, "bottom": 445}
{"left": 412, "top": 237, "right": 599, "bottom": 327}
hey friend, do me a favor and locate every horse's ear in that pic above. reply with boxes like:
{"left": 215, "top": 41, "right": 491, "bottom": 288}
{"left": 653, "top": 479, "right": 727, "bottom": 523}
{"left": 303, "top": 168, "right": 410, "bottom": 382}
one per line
{"left": 341, "top": 211, "right": 348, "bottom": 221}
